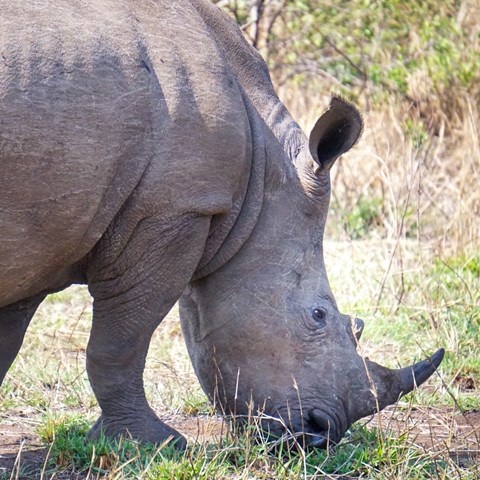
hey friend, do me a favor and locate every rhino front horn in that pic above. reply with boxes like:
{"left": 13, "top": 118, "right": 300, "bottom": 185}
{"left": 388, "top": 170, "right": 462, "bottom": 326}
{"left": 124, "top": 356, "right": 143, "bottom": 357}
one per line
{"left": 399, "top": 347, "right": 445, "bottom": 394}
{"left": 358, "top": 348, "right": 445, "bottom": 417}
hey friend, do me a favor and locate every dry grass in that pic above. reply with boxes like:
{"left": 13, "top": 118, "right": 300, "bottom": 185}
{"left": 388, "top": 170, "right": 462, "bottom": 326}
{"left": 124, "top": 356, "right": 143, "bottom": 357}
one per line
{"left": 279, "top": 84, "right": 480, "bottom": 253}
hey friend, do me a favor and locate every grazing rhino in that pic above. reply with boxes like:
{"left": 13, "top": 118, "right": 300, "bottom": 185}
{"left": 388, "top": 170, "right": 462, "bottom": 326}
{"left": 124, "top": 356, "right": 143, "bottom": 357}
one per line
{"left": 0, "top": 0, "right": 443, "bottom": 449}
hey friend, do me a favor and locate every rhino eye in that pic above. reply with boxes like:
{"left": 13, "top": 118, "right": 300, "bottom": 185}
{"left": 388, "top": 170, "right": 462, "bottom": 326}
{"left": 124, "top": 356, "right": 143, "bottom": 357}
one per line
{"left": 312, "top": 307, "right": 327, "bottom": 326}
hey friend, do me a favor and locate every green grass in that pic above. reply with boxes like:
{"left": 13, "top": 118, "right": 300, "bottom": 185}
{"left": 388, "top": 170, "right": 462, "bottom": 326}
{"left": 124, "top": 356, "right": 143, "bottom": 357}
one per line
{"left": 361, "top": 252, "right": 480, "bottom": 394}
{"left": 30, "top": 412, "right": 479, "bottom": 479}
{"left": 36, "top": 415, "right": 179, "bottom": 478}
{"left": 342, "top": 196, "right": 384, "bottom": 240}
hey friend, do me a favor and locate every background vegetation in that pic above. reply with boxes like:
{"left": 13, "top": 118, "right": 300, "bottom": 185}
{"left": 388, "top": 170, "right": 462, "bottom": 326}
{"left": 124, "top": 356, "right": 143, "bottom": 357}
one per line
{"left": 1, "top": 0, "right": 479, "bottom": 478}
{"left": 218, "top": 0, "right": 480, "bottom": 247}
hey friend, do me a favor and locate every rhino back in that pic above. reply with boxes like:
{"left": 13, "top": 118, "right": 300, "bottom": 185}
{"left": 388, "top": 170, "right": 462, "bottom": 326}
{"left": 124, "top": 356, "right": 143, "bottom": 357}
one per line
{"left": 0, "top": 0, "right": 251, "bottom": 306}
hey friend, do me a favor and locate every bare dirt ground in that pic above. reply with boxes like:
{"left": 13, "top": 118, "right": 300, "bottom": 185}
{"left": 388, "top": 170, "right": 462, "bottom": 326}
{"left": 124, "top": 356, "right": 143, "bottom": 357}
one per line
{"left": 1, "top": 408, "right": 478, "bottom": 478}
{"left": 370, "top": 408, "right": 480, "bottom": 468}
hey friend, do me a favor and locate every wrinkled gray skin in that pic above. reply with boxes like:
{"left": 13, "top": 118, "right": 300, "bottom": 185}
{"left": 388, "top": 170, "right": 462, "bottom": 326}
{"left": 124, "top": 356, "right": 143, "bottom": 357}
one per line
{"left": 0, "top": 0, "right": 443, "bottom": 449}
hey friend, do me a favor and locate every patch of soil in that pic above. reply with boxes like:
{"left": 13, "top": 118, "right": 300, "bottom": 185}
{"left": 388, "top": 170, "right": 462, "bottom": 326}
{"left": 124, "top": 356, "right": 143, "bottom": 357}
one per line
{"left": 371, "top": 407, "right": 480, "bottom": 467}
{"left": 0, "top": 423, "right": 48, "bottom": 478}
{"left": 164, "top": 413, "right": 227, "bottom": 444}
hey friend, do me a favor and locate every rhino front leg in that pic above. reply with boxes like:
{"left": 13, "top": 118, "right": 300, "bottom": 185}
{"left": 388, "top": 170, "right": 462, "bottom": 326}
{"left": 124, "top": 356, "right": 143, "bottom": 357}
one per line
{"left": 0, "top": 294, "right": 46, "bottom": 385}
{"left": 85, "top": 213, "right": 210, "bottom": 448}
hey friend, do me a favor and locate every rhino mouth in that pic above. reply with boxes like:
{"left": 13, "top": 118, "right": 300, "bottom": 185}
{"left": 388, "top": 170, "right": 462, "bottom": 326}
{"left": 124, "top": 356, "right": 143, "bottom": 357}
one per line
{"left": 258, "top": 407, "right": 345, "bottom": 450}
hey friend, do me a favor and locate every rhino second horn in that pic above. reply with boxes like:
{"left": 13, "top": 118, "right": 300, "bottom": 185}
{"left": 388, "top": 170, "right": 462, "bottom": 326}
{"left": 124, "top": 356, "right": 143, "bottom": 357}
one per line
{"left": 353, "top": 317, "right": 364, "bottom": 341}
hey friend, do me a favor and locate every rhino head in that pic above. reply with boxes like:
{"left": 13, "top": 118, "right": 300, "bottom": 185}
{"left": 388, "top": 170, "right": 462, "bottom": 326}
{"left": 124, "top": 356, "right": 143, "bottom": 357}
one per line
{"left": 180, "top": 97, "right": 443, "bottom": 448}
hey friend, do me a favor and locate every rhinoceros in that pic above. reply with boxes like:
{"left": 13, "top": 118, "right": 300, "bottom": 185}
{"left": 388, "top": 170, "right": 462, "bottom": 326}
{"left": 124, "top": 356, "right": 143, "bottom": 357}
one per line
{"left": 0, "top": 0, "right": 443, "bottom": 449}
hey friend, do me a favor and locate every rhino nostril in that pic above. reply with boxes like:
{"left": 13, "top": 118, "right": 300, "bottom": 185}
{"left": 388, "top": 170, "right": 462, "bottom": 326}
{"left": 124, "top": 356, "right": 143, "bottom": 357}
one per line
{"left": 308, "top": 409, "right": 331, "bottom": 432}
{"left": 305, "top": 409, "right": 336, "bottom": 448}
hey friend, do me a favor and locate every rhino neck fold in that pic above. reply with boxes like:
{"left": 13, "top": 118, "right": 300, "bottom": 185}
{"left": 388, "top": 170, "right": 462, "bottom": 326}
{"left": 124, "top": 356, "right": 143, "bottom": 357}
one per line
{"left": 193, "top": 103, "right": 266, "bottom": 280}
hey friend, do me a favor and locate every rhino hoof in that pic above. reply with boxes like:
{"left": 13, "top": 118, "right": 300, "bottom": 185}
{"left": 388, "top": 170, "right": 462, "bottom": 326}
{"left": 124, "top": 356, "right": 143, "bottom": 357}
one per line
{"left": 87, "top": 414, "right": 187, "bottom": 450}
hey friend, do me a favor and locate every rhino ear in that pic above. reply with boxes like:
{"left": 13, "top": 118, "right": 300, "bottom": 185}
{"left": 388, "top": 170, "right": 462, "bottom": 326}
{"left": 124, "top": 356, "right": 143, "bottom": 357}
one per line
{"left": 309, "top": 96, "right": 363, "bottom": 173}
